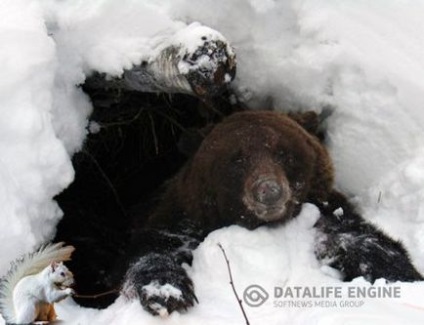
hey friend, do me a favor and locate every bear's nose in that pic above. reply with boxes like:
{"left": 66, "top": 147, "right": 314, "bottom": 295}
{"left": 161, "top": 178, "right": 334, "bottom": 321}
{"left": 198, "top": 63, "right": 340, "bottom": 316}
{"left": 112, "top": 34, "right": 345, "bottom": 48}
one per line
{"left": 253, "top": 179, "right": 283, "bottom": 205}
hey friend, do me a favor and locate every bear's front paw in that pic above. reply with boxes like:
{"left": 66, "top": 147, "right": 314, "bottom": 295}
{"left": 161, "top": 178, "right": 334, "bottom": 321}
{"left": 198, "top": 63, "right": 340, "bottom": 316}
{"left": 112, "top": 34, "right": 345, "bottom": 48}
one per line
{"left": 122, "top": 253, "right": 198, "bottom": 316}
{"left": 139, "top": 279, "right": 197, "bottom": 316}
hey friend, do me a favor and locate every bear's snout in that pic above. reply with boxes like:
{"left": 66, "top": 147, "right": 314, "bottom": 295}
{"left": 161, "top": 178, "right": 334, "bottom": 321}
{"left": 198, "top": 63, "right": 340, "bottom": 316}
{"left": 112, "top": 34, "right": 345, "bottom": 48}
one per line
{"left": 253, "top": 179, "right": 283, "bottom": 205}
{"left": 243, "top": 173, "right": 292, "bottom": 223}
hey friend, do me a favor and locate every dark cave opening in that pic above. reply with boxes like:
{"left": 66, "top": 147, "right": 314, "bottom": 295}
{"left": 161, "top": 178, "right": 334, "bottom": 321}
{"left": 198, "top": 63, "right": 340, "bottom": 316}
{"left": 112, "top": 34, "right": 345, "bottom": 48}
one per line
{"left": 54, "top": 86, "right": 234, "bottom": 308}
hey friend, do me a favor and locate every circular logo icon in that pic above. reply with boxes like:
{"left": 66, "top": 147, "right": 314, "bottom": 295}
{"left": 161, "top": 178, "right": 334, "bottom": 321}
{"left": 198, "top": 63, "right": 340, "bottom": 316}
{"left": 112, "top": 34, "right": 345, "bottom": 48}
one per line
{"left": 243, "top": 284, "right": 269, "bottom": 307}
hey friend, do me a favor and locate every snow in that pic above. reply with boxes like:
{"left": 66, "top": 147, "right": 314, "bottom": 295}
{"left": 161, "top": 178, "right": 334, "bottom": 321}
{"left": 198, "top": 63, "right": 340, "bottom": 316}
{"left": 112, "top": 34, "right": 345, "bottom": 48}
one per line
{"left": 1, "top": 0, "right": 424, "bottom": 324}
{"left": 0, "top": 0, "right": 73, "bottom": 273}
{"left": 139, "top": 281, "right": 183, "bottom": 317}
{"left": 333, "top": 208, "right": 344, "bottom": 218}
{"left": 174, "top": 22, "right": 235, "bottom": 79}
{"left": 54, "top": 206, "right": 424, "bottom": 324}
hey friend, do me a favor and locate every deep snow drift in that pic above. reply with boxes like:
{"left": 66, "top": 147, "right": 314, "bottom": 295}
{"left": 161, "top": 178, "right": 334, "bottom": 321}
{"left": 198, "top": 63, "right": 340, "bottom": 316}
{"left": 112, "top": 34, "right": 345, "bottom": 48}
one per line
{"left": 1, "top": 0, "right": 424, "bottom": 324}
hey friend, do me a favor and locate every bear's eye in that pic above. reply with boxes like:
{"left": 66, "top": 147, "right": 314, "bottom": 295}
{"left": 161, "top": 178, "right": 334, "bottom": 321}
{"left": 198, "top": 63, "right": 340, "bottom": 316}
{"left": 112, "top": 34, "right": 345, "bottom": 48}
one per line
{"left": 230, "top": 151, "right": 246, "bottom": 166}
{"left": 277, "top": 150, "right": 284, "bottom": 160}
{"left": 286, "top": 155, "right": 295, "bottom": 165}
{"left": 60, "top": 272, "right": 65, "bottom": 277}
{"left": 277, "top": 150, "right": 295, "bottom": 166}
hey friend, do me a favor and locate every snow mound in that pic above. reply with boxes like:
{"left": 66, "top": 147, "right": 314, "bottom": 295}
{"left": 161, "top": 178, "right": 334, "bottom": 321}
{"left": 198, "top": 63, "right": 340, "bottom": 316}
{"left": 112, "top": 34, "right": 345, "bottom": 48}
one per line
{"left": 0, "top": 0, "right": 73, "bottom": 273}
{"left": 56, "top": 205, "right": 424, "bottom": 324}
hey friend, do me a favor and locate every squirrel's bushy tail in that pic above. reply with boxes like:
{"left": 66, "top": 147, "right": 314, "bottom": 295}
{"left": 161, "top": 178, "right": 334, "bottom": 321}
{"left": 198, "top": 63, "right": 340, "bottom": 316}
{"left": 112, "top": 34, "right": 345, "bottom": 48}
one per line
{"left": 0, "top": 242, "right": 74, "bottom": 323}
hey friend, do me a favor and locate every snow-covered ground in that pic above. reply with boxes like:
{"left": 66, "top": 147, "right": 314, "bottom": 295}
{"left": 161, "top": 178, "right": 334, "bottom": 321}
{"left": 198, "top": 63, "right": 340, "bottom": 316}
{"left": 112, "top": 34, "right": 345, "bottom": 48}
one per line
{"left": 1, "top": 0, "right": 424, "bottom": 324}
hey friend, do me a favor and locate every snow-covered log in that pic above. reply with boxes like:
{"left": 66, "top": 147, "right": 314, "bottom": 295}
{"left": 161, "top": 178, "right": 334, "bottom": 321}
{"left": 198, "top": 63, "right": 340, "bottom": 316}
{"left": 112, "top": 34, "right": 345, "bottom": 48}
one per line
{"left": 85, "top": 23, "right": 236, "bottom": 97}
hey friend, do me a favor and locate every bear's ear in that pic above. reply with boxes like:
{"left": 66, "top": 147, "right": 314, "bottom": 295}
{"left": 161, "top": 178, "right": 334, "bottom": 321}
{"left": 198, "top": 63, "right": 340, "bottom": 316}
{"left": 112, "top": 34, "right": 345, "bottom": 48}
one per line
{"left": 288, "top": 111, "right": 320, "bottom": 137}
{"left": 178, "top": 124, "right": 215, "bottom": 157}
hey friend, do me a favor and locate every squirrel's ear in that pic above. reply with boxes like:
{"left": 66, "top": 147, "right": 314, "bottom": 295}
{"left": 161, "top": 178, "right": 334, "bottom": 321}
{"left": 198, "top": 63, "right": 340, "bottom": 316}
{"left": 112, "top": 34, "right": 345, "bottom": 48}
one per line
{"left": 50, "top": 261, "right": 59, "bottom": 272}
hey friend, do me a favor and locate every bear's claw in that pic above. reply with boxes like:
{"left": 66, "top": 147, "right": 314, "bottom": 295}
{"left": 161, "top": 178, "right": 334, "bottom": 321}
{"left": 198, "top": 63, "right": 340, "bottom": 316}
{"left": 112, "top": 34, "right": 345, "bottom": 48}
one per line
{"left": 122, "top": 253, "right": 198, "bottom": 316}
{"left": 140, "top": 280, "right": 198, "bottom": 316}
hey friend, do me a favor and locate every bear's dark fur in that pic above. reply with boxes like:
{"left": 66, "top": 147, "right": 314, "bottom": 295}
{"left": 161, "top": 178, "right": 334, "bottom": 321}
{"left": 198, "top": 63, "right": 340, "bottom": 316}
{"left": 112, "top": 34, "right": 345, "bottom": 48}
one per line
{"left": 314, "top": 191, "right": 423, "bottom": 282}
{"left": 150, "top": 110, "right": 334, "bottom": 231}
{"left": 121, "top": 110, "right": 422, "bottom": 316}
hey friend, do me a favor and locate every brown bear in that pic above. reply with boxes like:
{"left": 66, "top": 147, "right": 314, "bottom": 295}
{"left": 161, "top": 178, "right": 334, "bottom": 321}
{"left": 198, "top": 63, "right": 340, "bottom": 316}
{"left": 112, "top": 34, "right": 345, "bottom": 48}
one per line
{"left": 121, "top": 110, "right": 422, "bottom": 316}
{"left": 149, "top": 110, "right": 333, "bottom": 231}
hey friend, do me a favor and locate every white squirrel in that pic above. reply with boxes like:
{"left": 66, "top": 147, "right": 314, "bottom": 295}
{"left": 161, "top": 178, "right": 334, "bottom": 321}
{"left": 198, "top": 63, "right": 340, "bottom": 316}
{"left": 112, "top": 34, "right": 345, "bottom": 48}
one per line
{"left": 0, "top": 242, "right": 75, "bottom": 324}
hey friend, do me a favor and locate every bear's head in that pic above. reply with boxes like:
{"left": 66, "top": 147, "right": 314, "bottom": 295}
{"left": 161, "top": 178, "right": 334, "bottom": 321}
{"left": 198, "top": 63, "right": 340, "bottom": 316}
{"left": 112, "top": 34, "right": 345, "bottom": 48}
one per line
{"left": 152, "top": 110, "right": 334, "bottom": 230}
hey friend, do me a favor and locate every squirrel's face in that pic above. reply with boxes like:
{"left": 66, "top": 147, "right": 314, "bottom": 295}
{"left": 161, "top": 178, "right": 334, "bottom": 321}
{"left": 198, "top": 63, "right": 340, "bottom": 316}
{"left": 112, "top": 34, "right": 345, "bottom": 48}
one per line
{"left": 49, "top": 261, "right": 74, "bottom": 288}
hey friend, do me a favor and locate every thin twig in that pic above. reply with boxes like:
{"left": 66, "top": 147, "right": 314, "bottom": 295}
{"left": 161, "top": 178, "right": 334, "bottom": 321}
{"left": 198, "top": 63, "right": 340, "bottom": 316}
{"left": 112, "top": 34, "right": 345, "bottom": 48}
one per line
{"left": 154, "top": 109, "right": 188, "bottom": 133}
{"left": 97, "top": 107, "right": 144, "bottom": 128}
{"left": 81, "top": 149, "right": 127, "bottom": 219}
{"left": 377, "top": 191, "right": 382, "bottom": 204}
{"left": 200, "top": 97, "right": 225, "bottom": 118}
{"left": 148, "top": 112, "right": 159, "bottom": 155}
{"left": 217, "top": 243, "right": 250, "bottom": 325}
{"left": 74, "top": 288, "right": 119, "bottom": 299}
